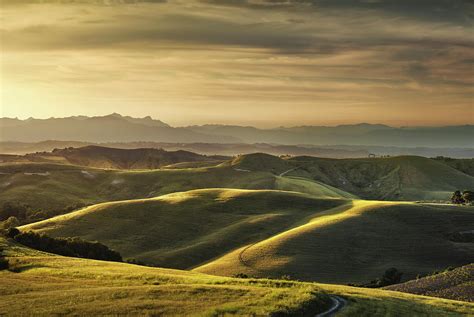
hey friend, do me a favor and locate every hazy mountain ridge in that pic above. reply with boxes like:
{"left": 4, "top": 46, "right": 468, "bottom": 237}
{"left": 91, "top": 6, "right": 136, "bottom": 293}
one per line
{"left": 1, "top": 114, "right": 473, "bottom": 148}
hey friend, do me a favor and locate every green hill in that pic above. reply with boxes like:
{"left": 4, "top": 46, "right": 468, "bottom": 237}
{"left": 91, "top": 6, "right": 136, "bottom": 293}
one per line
{"left": 287, "top": 155, "right": 474, "bottom": 201}
{"left": 1, "top": 237, "right": 473, "bottom": 316}
{"left": 195, "top": 201, "right": 474, "bottom": 284}
{"left": 19, "top": 145, "right": 227, "bottom": 170}
{"left": 21, "top": 189, "right": 345, "bottom": 269}
{"left": 1, "top": 153, "right": 473, "bottom": 226}
{"left": 385, "top": 264, "right": 474, "bottom": 302}
{"left": 21, "top": 193, "right": 474, "bottom": 285}
{"left": 0, "top": 160, "right": 353, "bottom": 224}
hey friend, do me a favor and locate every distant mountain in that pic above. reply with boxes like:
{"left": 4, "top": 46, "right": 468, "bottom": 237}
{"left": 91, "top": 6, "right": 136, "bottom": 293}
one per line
{"left": 1, "top": 114, "right": 473, "bottom": 148}
{"left": 0, "top": 114, "right": 237, "bottom": 143}
{"left": 188, "top": 124, "right": 474, "bottom": 148}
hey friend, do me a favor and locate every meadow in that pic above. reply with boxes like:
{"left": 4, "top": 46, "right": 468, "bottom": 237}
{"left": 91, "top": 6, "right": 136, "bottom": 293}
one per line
{"left": 1, "top": 237, "right": 473, "bottom": 316}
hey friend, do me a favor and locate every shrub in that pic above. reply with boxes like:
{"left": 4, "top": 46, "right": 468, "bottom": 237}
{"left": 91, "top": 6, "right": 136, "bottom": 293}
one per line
{"left": 13, "top": 231, "right": 122, "bottom": 262}
{"left": 125, "top": 258, "right": 146, "bottom": 266}
{"left": 233, "top": 273, "right": 249, "bottom": 278}
{"left": 6, "top": 227, "right": 20, "bottom": 239}
{"left": 0, "top": 258, "right": 8, "bottom": 271}
{"left": 358, "top": 267, "right": 403, "bottom": 288}
{"left": 0, "top": 217, "right": 20, "bottom": 230}
{"left": 451, "top": 191, "right": 464, "bottom": 204}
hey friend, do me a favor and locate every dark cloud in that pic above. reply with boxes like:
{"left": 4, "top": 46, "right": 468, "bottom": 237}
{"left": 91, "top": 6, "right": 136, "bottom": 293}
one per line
{"left": 202, "top": 0, "right": 474, "bottom": 25}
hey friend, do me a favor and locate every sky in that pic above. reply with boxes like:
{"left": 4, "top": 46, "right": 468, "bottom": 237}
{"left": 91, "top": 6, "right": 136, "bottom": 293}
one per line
{"left": 1, "top": 0, "right": 473, "bottom": 127}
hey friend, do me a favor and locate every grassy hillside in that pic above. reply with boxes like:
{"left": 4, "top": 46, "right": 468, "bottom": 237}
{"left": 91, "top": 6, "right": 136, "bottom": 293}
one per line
{"left": 195, "top": 201, "right": 474, "bottom": 284}
{"left": 287, "top": 156, "right": 474, "bottom": 201}
{"left": 435, "top": 158, "right": 474, "bottom": 177}
{"left": 1, "top": 238, "right": 473, "bottom": 316}
{"left": 21, "top": 193, "right": 474, "bottom": 285}
{"left": 0, "top": 161, "right": 353, "bottom": 223}
{"left": 21, "top": 189, "right": 345, "bottom": 269}
{"left": 16, "top": 145, "right": 227, "bottom": 170}
{"left": 385, "top": 264, "right": 474, "bottom": 302}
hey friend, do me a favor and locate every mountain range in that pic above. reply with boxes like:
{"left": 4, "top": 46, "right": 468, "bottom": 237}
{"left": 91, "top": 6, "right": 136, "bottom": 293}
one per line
{"left": 1, "top": 114, "right": 473, "bottom": 148}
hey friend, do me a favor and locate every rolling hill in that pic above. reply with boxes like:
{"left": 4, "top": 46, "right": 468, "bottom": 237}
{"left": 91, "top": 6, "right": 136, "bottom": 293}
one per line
{"left": 285, "top": 155, "right": 474, "bottom": 201}
{"left": 0, "top": 156, "right": 356, "bottom": 223}
{"left": 194, "top": 200, "right": 474, "bottom": 284}
{"left": 20, "top": 191, "right": 474, "bottom": 285}
{"left": 26, "top": 145, "right": 227, "bottom": 170}
{"left": 21, "top": 189, "right": 346, "bottom": 269}
{"left": 385, "top": 264, "right": 474, "bottom": 302}
{"left": 1, "top": 152, "right": 472, "bottom": 224}
{"left": 1, "top": 237, "right": 473, "bottom": 316}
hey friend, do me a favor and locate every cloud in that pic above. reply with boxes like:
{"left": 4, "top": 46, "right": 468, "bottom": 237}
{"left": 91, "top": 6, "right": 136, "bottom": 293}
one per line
{"left": 1, "top": 0, "right": 472, "bottom": 126}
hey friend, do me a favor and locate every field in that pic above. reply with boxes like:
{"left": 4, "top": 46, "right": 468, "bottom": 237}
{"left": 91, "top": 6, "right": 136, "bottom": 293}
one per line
{"left": 1, "top": 237, "right": 473, "bottom": 316}
{"left": 21, "top": 191, "right": 474, "bottom": 284}
{"left": 2, "top": 151, "right": 474, "bottom": 315}
{"left": 2, "top": 154, "right": 472, "bottom": 221}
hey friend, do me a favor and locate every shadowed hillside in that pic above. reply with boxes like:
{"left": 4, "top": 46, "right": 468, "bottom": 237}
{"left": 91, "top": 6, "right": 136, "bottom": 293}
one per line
{"left": 286, "top": 156, "right": 474, "bottom": 201}
{"left": 32, "top": 146, "right": 227, "bottom": 170}
{"left": 385, "top": 264, "right": 474, "bottom": 302}
{"left": 195, "top": 201, "right": 474, "bottom": 284}
{"left": 0, "top": 159, "right": 355, "bottom": 223}
{"left": 20, "top": 194, "right": 474, "bottom": 285}
{"left": 2, "top": 237, "right": 473, "bottom": 316}
{"left": 21, "top": 189, "right": 346, "bottom": 269}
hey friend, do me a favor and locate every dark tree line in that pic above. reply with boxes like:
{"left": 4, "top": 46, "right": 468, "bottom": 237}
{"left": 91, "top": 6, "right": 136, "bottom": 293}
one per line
{"left": 0, "top": 202, "right": 87, "bottom": 226}
{"left": 350, "top": 267, "right": 403, "bottom": 288}
{"left": 6, "top": 229, "right": 122, "bottom": 262}
{"left": 451, "top": 191, "right": 473, "bottom": 204}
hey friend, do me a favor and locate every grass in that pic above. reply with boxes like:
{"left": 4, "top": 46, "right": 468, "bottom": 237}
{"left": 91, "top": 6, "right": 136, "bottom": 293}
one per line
{"left": 195, "top": 200, "right": 474, "bottom": 284}
{"left": 0, "top": 160, "right": 352, "bottom": 222}
{"left": 386, "top": 264, "right": 474, "bottom": 302}
{"left": 1, "top": 237, "right": 473, "bottom": 316}
{"left": 0, "top": 237, "right": 331, "bottom": 316}
{"left": 21, "top": 189, "right": 346, "bottom": 269}
{"left": 287, "top": 155, "right": 474, "bottom": 201}
{"left": 20, "top": 192, "right": 474, "bottom": 285}
{"left": 3, "top": 155, "right": 470, "bottom": 219}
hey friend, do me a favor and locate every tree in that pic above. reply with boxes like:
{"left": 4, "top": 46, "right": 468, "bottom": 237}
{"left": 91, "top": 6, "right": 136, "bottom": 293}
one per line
{"left": 0, "top": 258, "right": 8, "bottom": 271}
{"left": 6, "top": 227, "right": 20, "bottom": 239}
{"left": 0, "top": 216, "right": 20, "bottom": 230}
{"left": 462, "top": 191, "right": 473, "bottom": 204}
{"left": 451, "top": 191, "right": 465, "bottom": 204}
{"left": 0, "top": 202, "right": 28, "bottom": 222}
{"left": 379, "top": 267, "right": 403, "bottom": 286}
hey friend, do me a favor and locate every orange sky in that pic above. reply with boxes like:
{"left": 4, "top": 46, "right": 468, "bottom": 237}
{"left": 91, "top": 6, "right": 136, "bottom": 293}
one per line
{"left": 1, "top": 0, "right": 473, "bottom": 127}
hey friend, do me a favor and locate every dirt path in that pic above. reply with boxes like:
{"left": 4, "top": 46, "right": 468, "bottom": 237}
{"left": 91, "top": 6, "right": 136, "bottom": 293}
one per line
{"left": 316, "top": 295, "right": 347, "bottom": 317}
{"left": 278, "top": 167, "right": 300, "bottom": 177}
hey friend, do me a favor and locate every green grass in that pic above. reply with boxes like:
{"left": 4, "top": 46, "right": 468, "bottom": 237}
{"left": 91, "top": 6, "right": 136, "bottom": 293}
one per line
{"left": 288, "top": 155, "right": 474, "bottom": 201}
{"left": 0, "top": 160, "right": 351, "bottom": 222}
{"left": 21, "top": 189, "right": 345, "bottom": 269}
{"left": 1, "top": 238, "right": 473, "bottom": 316}
{"left": 21, "top": 192, "right": 474, "bottom": 285}
{"left": 0, "top": 237, "right": 331, "bottom": 316}
{"left": 195, "top": 200, "right": 474, "bottom": 284}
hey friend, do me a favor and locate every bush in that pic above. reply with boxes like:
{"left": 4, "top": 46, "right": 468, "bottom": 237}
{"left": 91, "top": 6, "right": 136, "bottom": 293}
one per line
{"left": 0, "top": 217, "right": 20, "bottom": 230}
{"left": 6, "top": 227, "right": 20, "bottom": 239}
{"left": 358, "top": 267, "right": 403, "bottom": 288}
{"left": 0, "top": 258, "right": 8, "bottom": 271}
{"left": 233, "top": 273, "right": 249, "bottom": 278}
{"left": 13, "top": 231, "right": 122, "bottom": 262}
{"left": 125, "top": 258, "right": 146, "bottom": 266}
